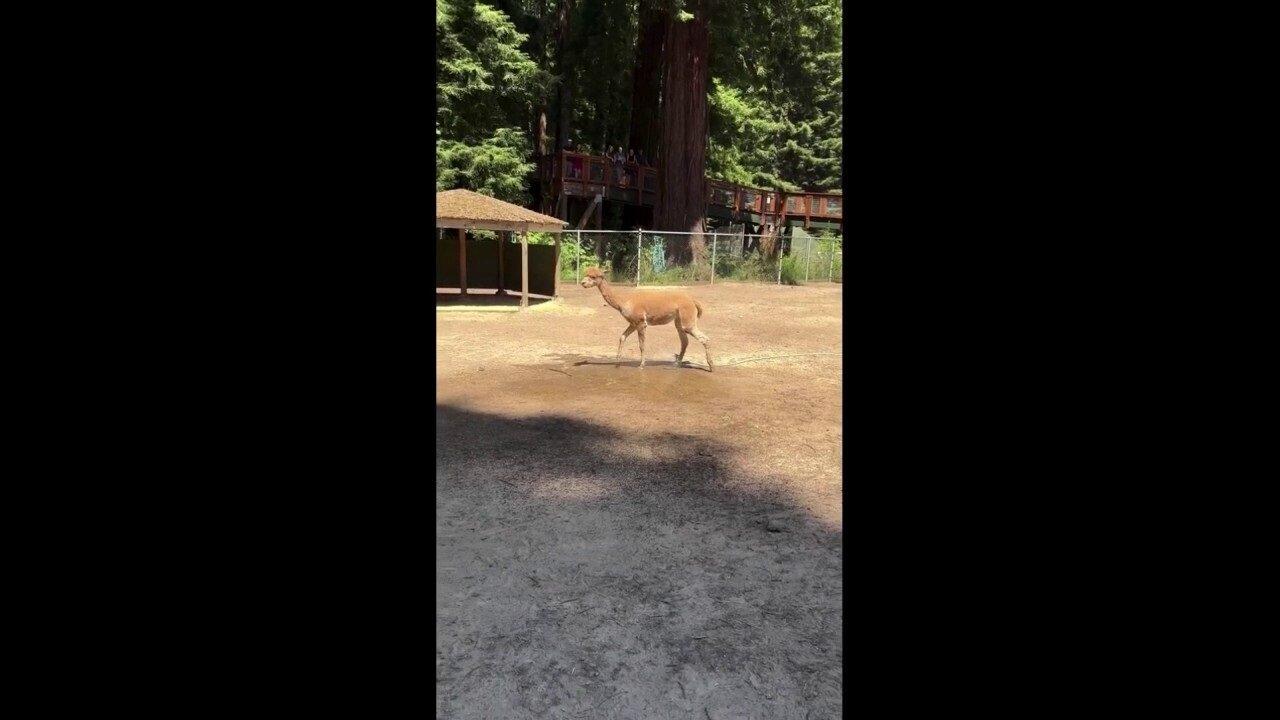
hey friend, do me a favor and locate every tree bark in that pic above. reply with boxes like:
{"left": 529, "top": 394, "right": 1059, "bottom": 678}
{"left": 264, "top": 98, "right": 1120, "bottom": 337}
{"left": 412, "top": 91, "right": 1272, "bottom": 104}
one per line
{"left": 743, "top": 216, "right": 759, "bottom": 254}
{"left": 537, "top": 108, "right": 548, "bottom": 156}
{"left": 552, "top": 0, "right": 575, "bottom": 155}
{"left": 528, "top": 0, "right": 551, "bottom": 157}
{"left": 653, "top": 0, "right": 710, "bottom": 265}
{"left": 628, "top": 0, "right": 666, "bottom": 160}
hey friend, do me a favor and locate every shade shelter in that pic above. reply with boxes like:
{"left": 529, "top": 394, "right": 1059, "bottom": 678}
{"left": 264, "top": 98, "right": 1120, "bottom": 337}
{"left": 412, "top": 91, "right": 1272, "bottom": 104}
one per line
{"left": 436, "top": 189, "right": 569, "bottom": 308}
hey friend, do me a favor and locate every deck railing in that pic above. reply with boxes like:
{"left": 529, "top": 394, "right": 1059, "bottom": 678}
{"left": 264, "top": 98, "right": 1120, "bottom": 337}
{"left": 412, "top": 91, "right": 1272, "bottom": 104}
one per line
{"left": 539, "top": 150, "right": 841, "bottom": 219}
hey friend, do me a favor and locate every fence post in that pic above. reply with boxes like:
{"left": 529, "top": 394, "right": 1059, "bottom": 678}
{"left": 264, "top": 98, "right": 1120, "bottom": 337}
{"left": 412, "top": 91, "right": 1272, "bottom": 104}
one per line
{"left": 777, "top": 234, "right": 783, "bottom": 285}
{"left": 636, "top": 229, "right": 643, "bottom": 286}
{"left": 711, "top": 231, "right": 717, "bottom": 285}
{"left": 805, "top": 233, "right": 812, "bottom": 283}
{"left": 576, "top": 229, "right": 581, "bottom": 283}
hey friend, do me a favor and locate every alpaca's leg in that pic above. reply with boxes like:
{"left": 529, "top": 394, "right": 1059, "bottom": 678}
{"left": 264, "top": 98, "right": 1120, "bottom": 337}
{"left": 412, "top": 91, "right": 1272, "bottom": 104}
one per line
{"left": 689, "top": 327, "right": 713, "bottom": 371}
{"left": 636, "top": 325, "right": 647, "bottom": 368}
{"left": 617, "top": 325, "right": 636, "bottom": 362}
{"left": 675, "top": 327, "right": 689, "bottom": 365}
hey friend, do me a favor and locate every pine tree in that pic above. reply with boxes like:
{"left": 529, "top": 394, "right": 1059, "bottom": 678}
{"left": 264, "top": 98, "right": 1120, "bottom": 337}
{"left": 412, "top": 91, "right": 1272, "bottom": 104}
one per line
{"left": 705, "top": 0, "right": 842, "bottom": 193}
{"left": 436, "top": 0, "right": 548, "bottom": 204}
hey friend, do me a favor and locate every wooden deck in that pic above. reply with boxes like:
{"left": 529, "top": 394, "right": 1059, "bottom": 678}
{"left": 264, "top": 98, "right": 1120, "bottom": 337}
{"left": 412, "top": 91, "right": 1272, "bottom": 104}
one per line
{"left": 536, "top": 151, "right": 842, "bottom": 230}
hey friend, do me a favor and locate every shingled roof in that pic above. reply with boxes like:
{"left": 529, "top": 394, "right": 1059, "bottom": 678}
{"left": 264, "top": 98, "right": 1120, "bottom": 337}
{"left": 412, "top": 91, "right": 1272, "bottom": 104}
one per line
{"left": 436, "top": 189, "right": 568, "bottom": 232}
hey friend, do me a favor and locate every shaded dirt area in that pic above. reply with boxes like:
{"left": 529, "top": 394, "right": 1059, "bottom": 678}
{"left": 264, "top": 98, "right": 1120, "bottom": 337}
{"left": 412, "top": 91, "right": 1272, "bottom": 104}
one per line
{"left": 437, "top": 282, "right": 842, "bottom": 719}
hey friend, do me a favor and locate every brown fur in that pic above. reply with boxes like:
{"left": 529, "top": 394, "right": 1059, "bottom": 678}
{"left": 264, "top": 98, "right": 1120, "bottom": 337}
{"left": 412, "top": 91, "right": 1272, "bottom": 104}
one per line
{"left": 580, "top": 267, "right": 714, "bottom": 371}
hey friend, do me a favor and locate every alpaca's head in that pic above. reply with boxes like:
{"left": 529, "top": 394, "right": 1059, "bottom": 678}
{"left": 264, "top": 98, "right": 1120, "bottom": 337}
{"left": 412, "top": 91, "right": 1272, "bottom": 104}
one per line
{"left": 580, "top": 267, "right": 604, "bottom": 288}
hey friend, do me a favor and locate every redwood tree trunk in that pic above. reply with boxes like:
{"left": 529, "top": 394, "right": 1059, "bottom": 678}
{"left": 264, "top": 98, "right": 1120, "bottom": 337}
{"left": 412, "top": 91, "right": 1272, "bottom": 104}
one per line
{"left": 654, "top": 0, "right": 710, "bottom": 264}
{"left": 627, "top": 0, "right": 666, "bottom": 160}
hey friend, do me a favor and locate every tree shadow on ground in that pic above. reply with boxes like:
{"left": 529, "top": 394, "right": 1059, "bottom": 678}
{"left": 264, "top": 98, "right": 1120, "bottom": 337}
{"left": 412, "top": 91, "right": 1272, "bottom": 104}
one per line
{"left": 437, "top": 403, "right": 841, "bottom": 720}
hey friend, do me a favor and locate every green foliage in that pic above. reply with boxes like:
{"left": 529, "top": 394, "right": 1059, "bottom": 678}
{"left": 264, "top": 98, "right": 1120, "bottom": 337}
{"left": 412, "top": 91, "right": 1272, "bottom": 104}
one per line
{"left": 564, "top": 0, "right": 637, "bottom": 157}
{"left": 557, "top": 235, "right": 613, "bottom": 281}
{"left": 706, "top": 0, "right": 842, "bottom": 192}
{"left": 718, "top": 255, "right": 774, "bottom": 282}
{"left": 608, "top": 243, "right": 638, "bottom": 284}
{"left": 797, "top": 230, "right": 843, "bottom": 282}
{"left": 825, "top": 233, "right": 843, "bottom": 282}
{"left": 436, "top": 1, "right": 548, "bottom": 204}
{"left": 637, "top": 238, "right": 710, "bottom": 284}
{"left": 437, "top": 127, "right": 536, "bottom": 204}
{"left": 707, "top": 80, "right": 790, "bottom": 188}
{"left": 778, "top": 252, "right": 804, "bottom": 285}
{"left": 437, "top": 1, "right": 547, "bottom": 142}
{"left": 436, "top": 0, "right": 844, "bottom": 228}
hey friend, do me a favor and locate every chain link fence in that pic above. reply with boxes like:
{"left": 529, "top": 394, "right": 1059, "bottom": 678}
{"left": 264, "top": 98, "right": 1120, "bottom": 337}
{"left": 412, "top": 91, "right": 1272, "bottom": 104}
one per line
{"left": 553, "top": 229, "right": 842, "bottom": 286}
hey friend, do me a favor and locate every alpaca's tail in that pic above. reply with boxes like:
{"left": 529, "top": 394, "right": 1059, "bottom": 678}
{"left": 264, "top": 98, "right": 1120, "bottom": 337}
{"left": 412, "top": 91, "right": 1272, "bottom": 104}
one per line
{"left": 694, "top": 299, "right": 704, "bottom": 318}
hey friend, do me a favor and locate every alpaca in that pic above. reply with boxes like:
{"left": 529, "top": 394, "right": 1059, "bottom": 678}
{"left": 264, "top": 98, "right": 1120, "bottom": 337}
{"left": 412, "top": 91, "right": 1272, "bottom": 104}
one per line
{"left": 580, "top": 267, "right": 714, "bottom": 371}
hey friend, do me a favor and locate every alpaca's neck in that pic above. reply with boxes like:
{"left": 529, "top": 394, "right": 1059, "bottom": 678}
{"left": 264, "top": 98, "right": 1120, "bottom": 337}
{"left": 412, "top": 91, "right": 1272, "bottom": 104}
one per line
{"left": 597, "top": 279, "right": 624, "bottom": 310}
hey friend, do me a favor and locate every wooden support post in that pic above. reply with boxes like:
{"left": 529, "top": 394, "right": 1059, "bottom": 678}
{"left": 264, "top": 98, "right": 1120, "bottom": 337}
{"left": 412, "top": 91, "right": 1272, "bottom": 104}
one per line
{"left": 577, "top": 195, "right": 601, "bottom": 229}
{"left": 496, "top": 231, "right": 507, "bottom": 295}
{"left": 458, "top": 228, "right": 467, "bottom": 295}
{"left": 553, "top": 232, "right": 561, "bottom": 298}
{"left": 521, "top": 231, "right": 529, "bottom": 309}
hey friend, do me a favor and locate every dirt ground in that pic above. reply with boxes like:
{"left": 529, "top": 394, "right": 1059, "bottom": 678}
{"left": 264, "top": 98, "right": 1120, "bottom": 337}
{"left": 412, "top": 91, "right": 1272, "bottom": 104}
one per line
{"left": 437, "top": 281, "right": 842, "bottom": 719}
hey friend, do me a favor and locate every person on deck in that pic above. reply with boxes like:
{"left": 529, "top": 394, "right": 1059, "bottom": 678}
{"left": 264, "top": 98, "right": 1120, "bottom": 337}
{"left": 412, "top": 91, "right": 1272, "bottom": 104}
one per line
{"left": 625, "top": 150, "right": 639, "bottom": 187}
